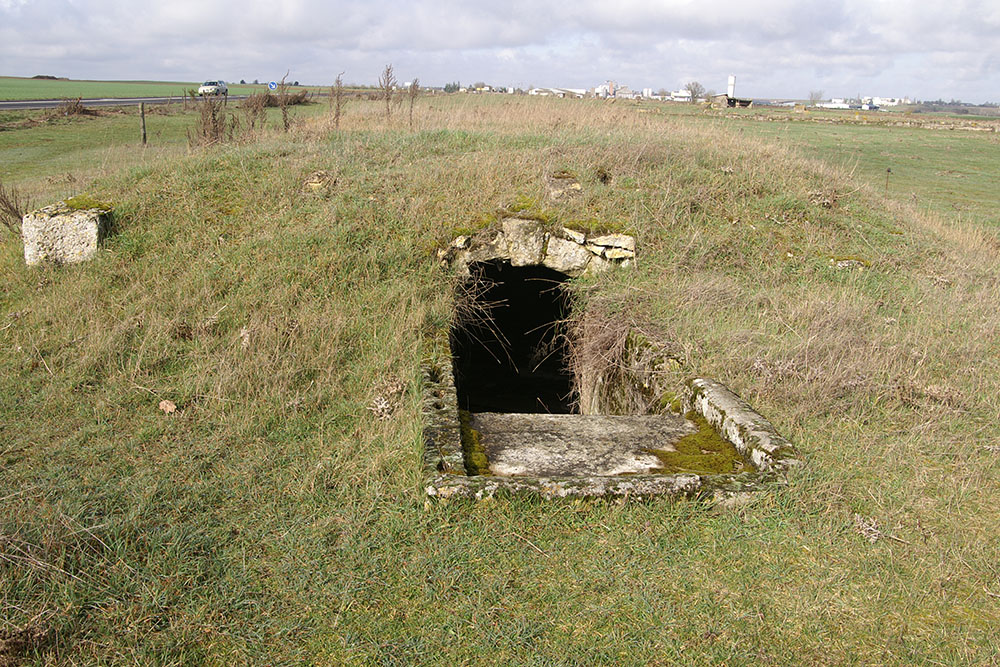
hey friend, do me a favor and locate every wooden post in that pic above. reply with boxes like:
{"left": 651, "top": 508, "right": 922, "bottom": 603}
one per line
{"left": 140, "top": 103, "right": 147, "bottom": 145}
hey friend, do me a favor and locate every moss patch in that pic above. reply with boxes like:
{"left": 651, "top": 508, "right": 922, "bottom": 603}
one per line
{"left": 645, "top": 411, "right": 750, "bottom": 474}
{"left": 63, "top": 194, "right": 112, "bottom": 212}
{"left": 498, "top": 194, "right": 554, "bottom": 223}
{"left": 658, "top": 391, "right": 683, "bottom": 414}
{"left": 458, "top": 410, "right": 490, "bottom": 476}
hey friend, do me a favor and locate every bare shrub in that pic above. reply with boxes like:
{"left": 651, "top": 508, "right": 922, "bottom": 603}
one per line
{"left": 283, "top": 89, "right": 309, "bottom": 106}
{"left": 52, "top": 97, "right": 96, "bottom": 117}
{"left": 0, "top": 177, "right": 31, "bottom": 235}
{"left": 240, "top": 93, "right": 268, "bottom": 133}
{"left": 378, "top": 64, "right": 396, "bottom": 119}
{"left": 188, "top": 95, "right": 229, "bottom": 147}
{"left": 277, "top": 72, "right": 291, "bottom": 132}
{"left": 331, "top": 72, "right": 345, "bottom": 130}
{"left": 408, "top": 78, "right": 419, "bottom": 130}
{"left": 568, "top": 305, "right": 681, "bottom": 415}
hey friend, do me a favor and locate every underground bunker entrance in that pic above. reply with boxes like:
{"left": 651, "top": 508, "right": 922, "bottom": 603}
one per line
{"left": 450, "top": 260, "right": 575, "bottom": 414}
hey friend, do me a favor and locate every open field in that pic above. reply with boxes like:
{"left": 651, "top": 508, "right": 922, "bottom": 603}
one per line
{"left": 2, "top": 95, "right": 1000, "bottom": 664}
{"left": 0, "top": 102, "right": 329, "bottom": 201}
{"left": 0, "top": 76, "right": 323, "bottom": 101}
{"left": 694, "top": 106, "right": 1000, "bottom": 226}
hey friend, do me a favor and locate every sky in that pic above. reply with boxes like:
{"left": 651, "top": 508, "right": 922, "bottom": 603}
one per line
{"left": 1, "top": 0, "right": 999, "bottom": 102}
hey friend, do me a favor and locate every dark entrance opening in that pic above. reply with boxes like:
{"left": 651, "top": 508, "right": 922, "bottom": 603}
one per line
{"left": 450, "top": 260, "right": 575, "bottom": 414}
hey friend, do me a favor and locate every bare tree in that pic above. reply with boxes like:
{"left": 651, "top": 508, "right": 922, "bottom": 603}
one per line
{"left": 809, "top": 90, "right": 825, "bottom": 105}
{"left": 684, "top": 81, "right": 706, "bottom": 103}
{"left": 408, "top": 78, "right": 420, "bottom": 130}
{"left": 378, "top": 64, "right": 397, "bottom": 119}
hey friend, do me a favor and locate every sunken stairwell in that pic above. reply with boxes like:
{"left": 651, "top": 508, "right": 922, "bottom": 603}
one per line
{"left": 423, "top": 220, "right": 800, "bottom": 501}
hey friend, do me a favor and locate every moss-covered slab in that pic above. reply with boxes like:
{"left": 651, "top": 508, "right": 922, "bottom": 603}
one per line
{"left": 471, "top": 412, "right": 695, "bottom": 476}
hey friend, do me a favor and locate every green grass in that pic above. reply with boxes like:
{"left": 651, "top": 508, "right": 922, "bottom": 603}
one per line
{"left": 2, "top": 96, "right": 1000, "bottom": 664}
{"left": 662, "top": 103, "right": 1000, "bottom": 228}
{"left": 0, "top": 76, "right": 323, "bottom": 101}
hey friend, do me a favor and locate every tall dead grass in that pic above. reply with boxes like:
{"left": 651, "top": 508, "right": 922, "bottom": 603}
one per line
{"left": 0, "top": 177, "right": 31, "bottom": 235}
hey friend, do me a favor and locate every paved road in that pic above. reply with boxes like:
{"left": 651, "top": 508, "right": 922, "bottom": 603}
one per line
{"left": 0, "top": 95, "right": 250, "bottom": 111}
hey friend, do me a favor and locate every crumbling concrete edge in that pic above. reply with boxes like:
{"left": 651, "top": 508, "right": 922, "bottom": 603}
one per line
{"left": 424, "top": 470, "right": 786, "bottom": 502}
{"left": 683, "top": 378, "right": 802, "bottom": 472}
{"left": 421, "top": 351, "right": 464, "bottom": 476}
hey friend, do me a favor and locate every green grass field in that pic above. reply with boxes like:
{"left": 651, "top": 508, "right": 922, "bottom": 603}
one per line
{"left": 2, "top": 95, "right": 1000, "bottom": 664}
{"left": 0, "top": 76, "right": 323, "bottom": 101}
{"left": 707, "top": 108, "right": 1000, "bottom": 226}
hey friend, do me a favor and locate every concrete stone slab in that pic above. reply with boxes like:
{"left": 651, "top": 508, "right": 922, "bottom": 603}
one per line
{"left": 22, "top": 201, "right": 111, "bottom": 266}
{"left": 472, "top": 412, "right": 696, "bottom": 477}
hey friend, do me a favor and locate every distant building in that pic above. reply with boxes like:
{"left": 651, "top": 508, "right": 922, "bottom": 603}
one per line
{"left": 711, "top": 94, "right": 753, "bottom": 108}
{"left": 615, "top": 85, "right": 638, "bottom": 99}
{"left": 528, "top": 87, "right": 586, "bottom": 99}
{"left": 594, "top": 81, "right": 614, "bottom": 98}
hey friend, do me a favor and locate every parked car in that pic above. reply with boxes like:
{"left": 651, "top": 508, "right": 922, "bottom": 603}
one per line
{"left": 197, "top": 81, "right": 228, "bottom": 96}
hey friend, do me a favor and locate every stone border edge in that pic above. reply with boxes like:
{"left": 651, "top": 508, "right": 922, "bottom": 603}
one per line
{"left": 683, "top": 378, "right": 801, "bottom": 472}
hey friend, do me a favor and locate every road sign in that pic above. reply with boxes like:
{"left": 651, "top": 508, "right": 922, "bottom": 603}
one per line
{"left": 268, "top": 81, "right": 277, "bottom": 90}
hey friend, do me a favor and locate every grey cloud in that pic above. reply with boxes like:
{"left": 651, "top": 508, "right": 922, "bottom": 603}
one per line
{"left": 1, "top": 0, "right": 998, "bottom": 101}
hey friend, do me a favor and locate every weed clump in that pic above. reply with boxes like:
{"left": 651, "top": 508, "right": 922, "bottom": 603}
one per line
{"left": 0, "top": 177, "right": 31, "bottom": 235}
{"left": 378, "top": 64, "right": 396, "bottom": 119}
{"left": 240, "top": 93, "right": 268, "bottom": 134}
{"left": 331, "top": 72, "right": 346, "bottom": 129}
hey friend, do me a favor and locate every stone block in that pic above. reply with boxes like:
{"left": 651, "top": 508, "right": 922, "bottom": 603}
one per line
{"left": 542, "top": 236, "right": 592, "bottom": 276}
{"left": 501, "top": 217, "right": 546, "bottom": 266}
{"left": 559, "top": 226, "right": 586, "bottom": 244}
{"left": 604, "top": 247, "right": 635, "bottom": 260}
{"left": 589, "top": 233, "right": 635, "bottom": 252}
{"left": 22, "top": 202, "right": 111, "bottom": 267}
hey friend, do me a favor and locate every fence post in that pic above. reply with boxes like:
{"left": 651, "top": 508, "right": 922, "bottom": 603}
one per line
{"left": 140, "top": 103, "right": 147, "bottom": 145}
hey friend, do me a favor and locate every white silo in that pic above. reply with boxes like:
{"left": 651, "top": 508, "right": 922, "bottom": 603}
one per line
{"left": 727, "top": 75, "right": 736, "bottom": 98}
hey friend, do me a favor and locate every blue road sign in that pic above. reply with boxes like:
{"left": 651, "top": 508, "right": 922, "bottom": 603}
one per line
{"left": 268, "top": 81, "right": 277, "bottom": 90}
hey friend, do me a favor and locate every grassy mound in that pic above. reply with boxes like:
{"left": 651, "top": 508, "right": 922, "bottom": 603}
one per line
{"left": 2, "top": 97, "right": 999, "bottom": 663}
